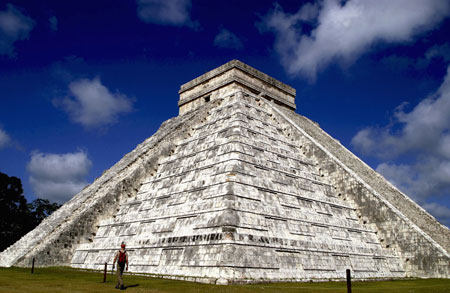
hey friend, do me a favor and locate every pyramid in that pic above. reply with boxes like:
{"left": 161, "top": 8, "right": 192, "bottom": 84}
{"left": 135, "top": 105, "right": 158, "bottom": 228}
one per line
{"left": 1, "top": 60, "right": 449, "bottom": 284}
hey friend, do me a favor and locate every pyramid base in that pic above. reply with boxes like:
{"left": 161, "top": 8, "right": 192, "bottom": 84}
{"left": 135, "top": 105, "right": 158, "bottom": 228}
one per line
{"left": 73, "top": 257, "right": 407, "bottom": 285}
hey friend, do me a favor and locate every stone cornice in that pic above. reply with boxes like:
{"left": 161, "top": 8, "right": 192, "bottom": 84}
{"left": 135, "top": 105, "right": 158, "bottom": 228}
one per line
{"left": 178, "top": 60, "right": 296, "bottom": 110}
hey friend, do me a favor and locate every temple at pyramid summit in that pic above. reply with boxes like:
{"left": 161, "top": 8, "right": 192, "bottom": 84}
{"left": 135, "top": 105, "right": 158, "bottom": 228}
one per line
{"left": 1, "top": 60, "right": 449, "bottom": 284}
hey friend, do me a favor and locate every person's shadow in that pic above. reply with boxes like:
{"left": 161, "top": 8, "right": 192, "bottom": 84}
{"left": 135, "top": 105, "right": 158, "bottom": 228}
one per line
{"left": 123, "top": 284, "right": 139, "bottom": 290}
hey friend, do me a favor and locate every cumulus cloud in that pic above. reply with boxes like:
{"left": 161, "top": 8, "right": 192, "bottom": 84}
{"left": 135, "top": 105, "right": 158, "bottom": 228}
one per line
{"left": 54, "top": 77, "right": 134, "bottom": 129}
{"left": 0, "top": 4, "right": 35, "bottom": 56}
{"left": 27, "top": 151, "right": 92, "bottom": 203}
{"left": 375, "top": 160, "right": 450, "bottom": 203}
{"left": 137, "top": 0, "right": 198, "bottom": 29}
{"left": 213, "top": 28, "right": 243, "bottom": 50}
{"left": 49, "top": 16, "right": 58, "bottom": 32}
{"left": 259, "top": 0, "right": 450, "bottom": 80}
{"left": 422, "top": 202, "right": 450, "bottom": 226}
{"left": 0, "top": 127, "right": 11, "bottom": 149}
{"left": 351, "top": 64, "right": 450, "bottom": 223}
{"left": 352, "top": 65, "right": 450, "bottom": 161}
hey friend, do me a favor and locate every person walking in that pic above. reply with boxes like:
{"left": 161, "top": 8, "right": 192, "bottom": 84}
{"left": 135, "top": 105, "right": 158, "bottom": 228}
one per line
{"left": 112, "top": 242, "right": 129, "bottom": 290}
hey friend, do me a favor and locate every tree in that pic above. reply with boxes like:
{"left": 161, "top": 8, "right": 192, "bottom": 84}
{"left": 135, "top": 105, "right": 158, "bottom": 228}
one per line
{"left": 0, "top": 172, "right": 61, "bottom": 252}
{"left": 0, "top": 172, "right": 30, "bottom": 251}
{"left": 28, "top": 198, "right": 61, "bottom": 227}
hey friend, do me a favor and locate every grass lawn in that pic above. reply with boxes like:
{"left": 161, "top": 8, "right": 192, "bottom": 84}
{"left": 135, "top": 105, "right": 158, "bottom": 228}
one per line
{"left": 0, "top": 267, "right": 449, "bottom": 292}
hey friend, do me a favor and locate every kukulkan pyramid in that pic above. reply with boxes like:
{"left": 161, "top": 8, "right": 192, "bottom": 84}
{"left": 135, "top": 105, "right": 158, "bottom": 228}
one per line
{"left": 1, "top": 60, "right": 449, "bottom": 284}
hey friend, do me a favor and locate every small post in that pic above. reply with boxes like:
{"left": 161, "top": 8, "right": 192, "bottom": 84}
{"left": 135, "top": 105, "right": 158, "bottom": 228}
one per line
{"left": 346, "top": 268, "right": 352, "bottom": 293}
{"left": 103, "top": 262, "right": 107, "bottom": 283}
{"left": 31, "top": 257, "right": 35, "bottom": 274}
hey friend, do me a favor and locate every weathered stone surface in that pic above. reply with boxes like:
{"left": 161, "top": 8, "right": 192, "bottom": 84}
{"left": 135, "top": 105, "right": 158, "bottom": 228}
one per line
{"left": 1, "top": 60, "right": 448, "bottom": 283}
{"left": 178, "top": 60, "right": 296, "bottom": 114}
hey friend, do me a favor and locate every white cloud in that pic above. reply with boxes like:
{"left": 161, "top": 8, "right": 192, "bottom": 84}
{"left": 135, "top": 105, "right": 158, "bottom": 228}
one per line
{"left": 422, "top": 202, "right": 450, "bottom": 226}
{"left": 353, "top": 65, "right": 450, "bottom": 160}
{"left": 54, "top": 77, "right": 134, "bottom": 129}
{"left": 213, "top": 29, "right": 243, "bottom": 50}
{"left": 260, "top": 0, "right": 450, "bottom": 81}
{"left": 137, "top": 0, "right": 198, "bottom": 29}
{"left": 0, "top": 4, "right": 35, "bottom": 56}
{"left": 376, "top": 159, "right": 450, "bottom": 203}
{"left": 0, "top": 127, "right": 11, "bottom": 149}
{"left": 27, "top": 151, "right": 92, "bottom": 203}
{"left": 352, "top": 65, "right": 450, "bottom": 209}
{"left": 49, "top": 16, "right": 58, "bottom": 32}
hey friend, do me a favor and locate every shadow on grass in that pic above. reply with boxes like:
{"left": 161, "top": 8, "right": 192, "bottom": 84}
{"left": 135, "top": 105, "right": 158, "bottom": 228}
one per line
{"left": 125, "top": 284, "right": 139, "bottom": 289}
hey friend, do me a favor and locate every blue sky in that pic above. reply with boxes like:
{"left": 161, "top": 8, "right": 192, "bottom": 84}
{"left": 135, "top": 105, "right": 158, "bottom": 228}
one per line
{"left": 1, "top": 0, "right": 450, "bottom": 227}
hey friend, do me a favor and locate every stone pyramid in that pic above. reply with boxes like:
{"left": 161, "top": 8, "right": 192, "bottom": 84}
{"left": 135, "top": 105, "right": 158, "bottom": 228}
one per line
{"left": 1, "top": 60, "right": 449, "bottom": 284}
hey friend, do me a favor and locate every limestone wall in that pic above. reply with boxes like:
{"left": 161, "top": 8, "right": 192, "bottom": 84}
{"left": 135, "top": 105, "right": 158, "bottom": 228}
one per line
{"left": 178, "top": 60, "right": 296, "bottom": 115}
{"left": 69, "top": 91, "right": 409, "bottom": 284}
{"left": 0, "top": 100, "right": 221, "bottom": 268}
{"left": 270, "top": 101, "right": 450, "bottom": 278}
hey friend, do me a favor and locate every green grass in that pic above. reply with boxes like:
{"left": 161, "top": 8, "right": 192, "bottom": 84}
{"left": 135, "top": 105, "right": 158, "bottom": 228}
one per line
{"left": 0, "top": 267, "right": 449, "bottom": 292}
